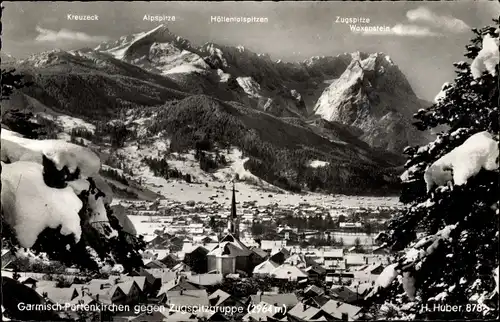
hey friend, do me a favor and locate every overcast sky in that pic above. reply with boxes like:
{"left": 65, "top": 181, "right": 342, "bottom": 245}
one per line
{"left": 2, "top": 1, "right": 499, "bottom": 101}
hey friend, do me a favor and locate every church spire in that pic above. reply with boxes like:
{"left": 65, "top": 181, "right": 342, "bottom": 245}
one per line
{"left": 231, "top": 181, "right": 237, "bottom": 219}
{"left": 227, "top": 180, "right": 240, "bottom": 238}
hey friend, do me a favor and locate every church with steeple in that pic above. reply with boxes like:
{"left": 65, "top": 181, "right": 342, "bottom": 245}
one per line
{"left": 207, "top": 182, "right": 255, "bottom": 275}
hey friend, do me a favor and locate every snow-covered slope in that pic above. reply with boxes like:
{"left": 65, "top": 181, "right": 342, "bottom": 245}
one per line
{"left": 313, "top": 52, "right": 431, "bottom": 152}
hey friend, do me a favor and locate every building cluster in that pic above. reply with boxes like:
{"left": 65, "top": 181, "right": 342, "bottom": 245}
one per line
{"left": 2, "top": 185, "right": 398, "bottom": 321}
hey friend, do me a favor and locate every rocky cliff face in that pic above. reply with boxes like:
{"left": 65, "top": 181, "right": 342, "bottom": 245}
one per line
{"left": 313, "top": 52, "right": 430, "bottom": 152}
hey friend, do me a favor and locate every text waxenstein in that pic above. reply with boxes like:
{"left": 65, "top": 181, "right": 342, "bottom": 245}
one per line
{"left": 350, "top": 25, "right": 391, "bottom": 32}
{"left": 210, "top": 16, "right": 268, "bottom": 23}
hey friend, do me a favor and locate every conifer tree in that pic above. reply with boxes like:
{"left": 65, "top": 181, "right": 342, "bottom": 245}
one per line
{"left": 368, "top": 20, "right": 499, "bottom": 320}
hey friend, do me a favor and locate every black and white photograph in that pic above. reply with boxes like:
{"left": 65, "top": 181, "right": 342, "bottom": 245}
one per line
{"left": 0, "top": 1, "right": 499, "bottom": 321}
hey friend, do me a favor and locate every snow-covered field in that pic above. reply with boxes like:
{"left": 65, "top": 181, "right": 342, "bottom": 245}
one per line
{"left": 127, "top": 215, "right": 171, "bottom": 238}
{"left": 113, "top": 139, "right": 400, "bottom": 207}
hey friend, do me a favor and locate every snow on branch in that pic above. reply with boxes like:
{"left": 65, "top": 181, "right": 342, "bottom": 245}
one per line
{"left": 471, "top": 34, "right": 499, "bottom": 79}
{"left": 424, "top": 131, "right": 499, "bottom": 192}
{"left": 366, "top": 224, "right": 458, "bottom": 300}
{"left": 0, "top": 129, "right": 117, "bottom": 249}
{"left": 494, "top": 266, "right": 499, "bottom": 296}
{"left": 366, "top": 263, "right": 399, "bottom": 298}
{"left": 86, "top": 186, "right": 118, "bottom": 238}
{"left": 1, "top": 129, "right": 101, "bottom": 178}
{"left": 1, "top": 161, "right": 83, "bottom": 248}
{"left": 433, "top": 82, "right": 453, "bottom": 104}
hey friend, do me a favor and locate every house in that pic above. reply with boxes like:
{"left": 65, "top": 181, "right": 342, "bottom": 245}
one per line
{"left": 120, "top": 276, "right": 147, "bottom": 294}
{"left": 1, "top": 249, "right": 15, "bottom": 269}
{"left": 303, "top": 294, "right": 331, "bottom": 308}
{"left": 321, "top": 300, "right": 363, "bottom": 321}
{"left": 195, "top": 235, "right": 216, "bottom": 244}
{"left": 186, "top": 273, "right": 223, "bottom": 287}
{"left": 353, "top": 262, "right": 384, "bottom": 283}
{"left": 129, "top": 268, "right": 161, "bottom": 295}
{"left": 331, "top": 285, "right": 362, "bottom": 304}
{"left": 209, "top": 289, "right": 246, "bottom": 320}
{"left": 325, "top": 271, "right": 354, "bottom": 285}
{"left": 36, "top": 285, "right": 79, "bottom": 305}
{"left": 284, "top": 254, "right": 304, "bottom": 268}
{"left": 323, "top": 249, "right": 344, "bottom": 269}
{"left": 277, "top": 227, "right": 298, "bottom": 241}
{"left": 144, "top": 260, "right": 167, "bottom": 269}
{"left": 171, "top": 262, "right": 191, "bottom": 273}
{"left": 85, "top": 280, "right": 128, "bottom": 305}
{"left": 250, "top": 292, "right": 299, "bottom": 309}
{"left": 253, "top": 260, "right": 279, "bottom": 276}
{"left": 157, "top": 276, "right": 201, "bottom": 303}
{"left": 260, "top": 240, "right": 287, "bottom": 252}
{"left": 18, "top": 276, "right": 38, "bottom": 288}
{"left": 114, "top": 279, "right": 145, "bottom": 304}
{"left": 184, "top": 245, "right": 209, "bottom": 273}
{"left": 148, "top": 235, "right": 169, "bottom": 248}
{"left": 251, "top": 248, "right": 268, "bottom": 260}
{"left": 349, "top": 281, "right": 374, "bottom": 298}
{"left": 161, "top": 271, "right": 177, "bottom": 285}
{"left": 303, "top": 285, "right": 325, "bottom": 298}
{"left": 288, "top": 303, "right": 332, "bottom": 321}
{"left": 344, "top": 254, "right": 370, "bottom": 269}
{"left": 305, "top": 265, "right": 327, "bottom": 281}
{"left": 339, "top": 222, "right": 363, "bottom": 229}
{"left": 168, "top": 236, "right": 184, "bottom": 252}
{"left": 158, "top": 253, "right": 180, "bottom": 268}
{"left": 271, "top": 264, "right": 308, "bottom": 282}
{"left": 209, "top": 289, "right": 232, "bottom": 306}
{"left": 269, "top": 248, "right": 290, "bottom": 265}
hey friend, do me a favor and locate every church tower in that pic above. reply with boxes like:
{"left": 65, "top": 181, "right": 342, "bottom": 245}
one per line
{"left": 227, "top": 181, "right": 240, "bottom": 239}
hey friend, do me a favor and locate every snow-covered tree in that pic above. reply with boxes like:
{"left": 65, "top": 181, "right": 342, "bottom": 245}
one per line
{"left": 1, "top": 70, "right": 145, "bottom": 274}
{"left": 367, "top": 20, "right": 499, "bottom": 320}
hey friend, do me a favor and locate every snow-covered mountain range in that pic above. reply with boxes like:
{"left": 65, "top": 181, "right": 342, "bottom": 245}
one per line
{"left": 90, "top": 25, "right": 430, "bottom": 152}
{"left": 1, "top": 24, "right": 435, "bottom": 196}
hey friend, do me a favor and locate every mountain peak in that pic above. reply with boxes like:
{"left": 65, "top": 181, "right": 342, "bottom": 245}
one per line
{"left": 94, "top": 24, "right": 193, "bottom": 62}
{"left": 313, "top": 51, "right": 428, "bottom": 152}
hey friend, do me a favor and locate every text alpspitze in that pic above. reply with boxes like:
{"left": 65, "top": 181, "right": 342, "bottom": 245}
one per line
{"left": 143, "top": 15, "right": 176, "bottom": 22}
